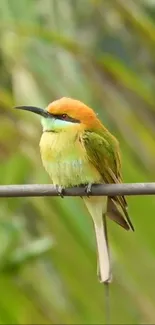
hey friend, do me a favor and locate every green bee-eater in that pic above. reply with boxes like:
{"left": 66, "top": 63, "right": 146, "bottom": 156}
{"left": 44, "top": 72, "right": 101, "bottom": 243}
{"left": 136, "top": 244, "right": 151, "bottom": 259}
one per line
{"left": 15, "top": 97, "right": 134, "bottom": 283}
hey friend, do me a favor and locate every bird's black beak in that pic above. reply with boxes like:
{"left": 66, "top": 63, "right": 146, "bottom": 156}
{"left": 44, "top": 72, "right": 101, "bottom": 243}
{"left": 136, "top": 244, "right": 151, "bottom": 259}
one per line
{"left": 15, "top": 106, "right": 51, "bottom": 118}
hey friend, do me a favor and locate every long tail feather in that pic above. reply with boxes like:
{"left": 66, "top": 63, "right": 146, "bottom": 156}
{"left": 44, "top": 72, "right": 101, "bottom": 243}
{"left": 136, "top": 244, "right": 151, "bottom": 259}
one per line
{"left": 84, "top": 196, "right": 111, "bottom": 283}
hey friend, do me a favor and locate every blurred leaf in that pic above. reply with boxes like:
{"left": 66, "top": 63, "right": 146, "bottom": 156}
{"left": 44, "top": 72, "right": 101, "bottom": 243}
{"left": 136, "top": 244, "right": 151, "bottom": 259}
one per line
{"left": 2, "top": 237, "right": 53, "bottom": 271}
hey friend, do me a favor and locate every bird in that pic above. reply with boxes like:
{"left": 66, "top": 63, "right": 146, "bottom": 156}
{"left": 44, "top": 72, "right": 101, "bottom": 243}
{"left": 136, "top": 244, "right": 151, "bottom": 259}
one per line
{"left": 15, "top": 97, "right": 134, "bottom": 283}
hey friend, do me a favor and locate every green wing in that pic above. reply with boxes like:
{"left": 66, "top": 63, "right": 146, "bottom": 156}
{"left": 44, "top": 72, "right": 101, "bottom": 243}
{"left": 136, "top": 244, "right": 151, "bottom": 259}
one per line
{"left": 82, "top": 130, "right": 134, "bottom": 231}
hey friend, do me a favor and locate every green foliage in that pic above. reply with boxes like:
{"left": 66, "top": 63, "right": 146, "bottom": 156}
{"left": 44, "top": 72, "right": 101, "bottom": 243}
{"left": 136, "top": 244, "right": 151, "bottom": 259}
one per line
{"left": 1, "top": 0, "right": 155, "bottom": 323}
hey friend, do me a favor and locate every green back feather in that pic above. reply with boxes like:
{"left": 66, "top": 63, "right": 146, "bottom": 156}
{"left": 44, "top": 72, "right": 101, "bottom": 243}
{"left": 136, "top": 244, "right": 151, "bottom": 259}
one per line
{"left": 82, "top": 129, "right": 134, "bottom": 231}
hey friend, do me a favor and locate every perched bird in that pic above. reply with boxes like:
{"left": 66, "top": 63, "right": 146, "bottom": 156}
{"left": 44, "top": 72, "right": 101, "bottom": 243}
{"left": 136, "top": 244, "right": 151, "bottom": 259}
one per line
{"left": 15, "top": 97, "right": 134, "bottom": 283}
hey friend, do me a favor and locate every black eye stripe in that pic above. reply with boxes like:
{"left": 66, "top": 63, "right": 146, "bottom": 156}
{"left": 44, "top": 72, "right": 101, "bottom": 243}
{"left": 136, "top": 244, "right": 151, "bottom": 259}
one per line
{"left": 54, "top": 114, "right": 80, "bottom": 123}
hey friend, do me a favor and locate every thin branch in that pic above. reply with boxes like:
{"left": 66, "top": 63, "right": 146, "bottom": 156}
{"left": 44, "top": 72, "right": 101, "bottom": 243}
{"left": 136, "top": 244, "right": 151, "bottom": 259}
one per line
{"left": 0, "top": 183, "right": 155, "bottom": 198}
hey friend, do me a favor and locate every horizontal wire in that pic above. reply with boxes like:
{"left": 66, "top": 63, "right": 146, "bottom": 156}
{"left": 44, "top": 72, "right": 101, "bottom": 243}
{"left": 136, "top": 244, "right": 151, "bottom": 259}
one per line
{"left": 0, "top": 183, "right": 155, "bottom": 198}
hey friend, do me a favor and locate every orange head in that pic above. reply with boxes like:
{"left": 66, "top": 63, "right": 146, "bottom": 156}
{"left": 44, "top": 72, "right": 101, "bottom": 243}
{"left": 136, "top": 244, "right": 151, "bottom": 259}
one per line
{"left": 46, "top": 97, "right": 101, "bottom": 129}
{"left": 15, "top": 97, "right": 102, "bottom": 132}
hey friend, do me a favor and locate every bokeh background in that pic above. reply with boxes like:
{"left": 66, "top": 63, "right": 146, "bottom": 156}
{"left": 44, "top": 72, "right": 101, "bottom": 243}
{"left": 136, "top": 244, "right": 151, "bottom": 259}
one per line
{"left": 1, "top": 0, "right": 155, "bottom": 324}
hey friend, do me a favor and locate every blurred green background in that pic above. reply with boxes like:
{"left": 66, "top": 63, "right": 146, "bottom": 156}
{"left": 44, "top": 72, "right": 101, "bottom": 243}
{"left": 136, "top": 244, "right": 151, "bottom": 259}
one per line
{"left": 1, "top": 0, "right": 155, "bottom": 324}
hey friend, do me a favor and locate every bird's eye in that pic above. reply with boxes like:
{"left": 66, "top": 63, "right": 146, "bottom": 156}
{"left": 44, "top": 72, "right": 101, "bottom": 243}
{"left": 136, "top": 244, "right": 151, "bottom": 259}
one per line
{"left": 62, "top": 114, "right": 67, "bottom": 119}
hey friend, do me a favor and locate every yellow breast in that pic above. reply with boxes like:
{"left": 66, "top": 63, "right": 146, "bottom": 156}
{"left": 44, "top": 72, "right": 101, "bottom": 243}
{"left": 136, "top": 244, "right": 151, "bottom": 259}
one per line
{"left": 39, "top": 130, "right": 101, "bottom": 187}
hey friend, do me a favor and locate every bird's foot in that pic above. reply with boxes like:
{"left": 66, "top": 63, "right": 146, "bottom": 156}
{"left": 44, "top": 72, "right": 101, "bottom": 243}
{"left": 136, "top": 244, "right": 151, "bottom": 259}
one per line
{"left": 85, "top": 183, "right": 92, "bottom": 198}
{"left": 55, "top": 185, "right": 65, "bottom": 198}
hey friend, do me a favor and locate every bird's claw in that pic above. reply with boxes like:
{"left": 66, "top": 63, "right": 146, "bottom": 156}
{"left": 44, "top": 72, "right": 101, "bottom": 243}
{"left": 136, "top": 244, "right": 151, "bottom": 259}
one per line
{"left": 85, "top": 183, "right": 92, "bottom": 197}
{"left": 55, "top": 185, "right": 65, "bottom": 198}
